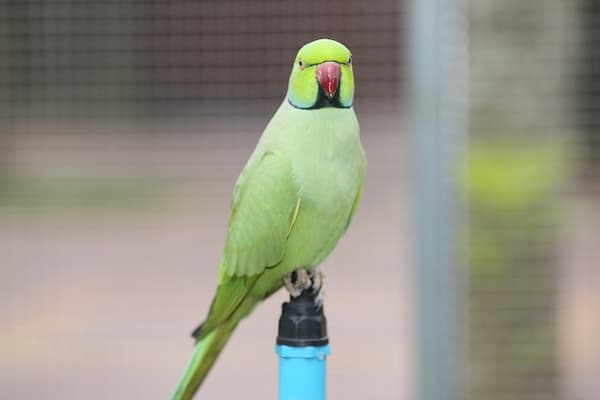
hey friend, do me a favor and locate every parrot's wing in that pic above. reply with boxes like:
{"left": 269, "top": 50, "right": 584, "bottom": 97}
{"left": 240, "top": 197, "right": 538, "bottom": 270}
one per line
{"left": 193, "top": 149, "right": 300, "bottom": 340}
{"left": 344, "top": 178, "right": 364, "bottom": 231}
{"left": 222, "top": 149, "right": 300, "bottom": 277}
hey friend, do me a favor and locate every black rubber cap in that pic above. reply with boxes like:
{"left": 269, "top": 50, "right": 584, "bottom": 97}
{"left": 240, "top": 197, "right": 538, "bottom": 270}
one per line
{"left": 277, "top": 290, "right": 328, "bottom": 347}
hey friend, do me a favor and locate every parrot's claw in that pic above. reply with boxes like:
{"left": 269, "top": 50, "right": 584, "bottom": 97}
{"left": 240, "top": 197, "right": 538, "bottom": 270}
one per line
{"left": 283, "top": 269, "right": 312, "bottom": 298}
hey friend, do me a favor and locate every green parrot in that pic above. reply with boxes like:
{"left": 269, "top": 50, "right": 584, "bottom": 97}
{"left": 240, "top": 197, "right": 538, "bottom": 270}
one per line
{"left": 172, "top": 38, "right": 366, "bottom": 399}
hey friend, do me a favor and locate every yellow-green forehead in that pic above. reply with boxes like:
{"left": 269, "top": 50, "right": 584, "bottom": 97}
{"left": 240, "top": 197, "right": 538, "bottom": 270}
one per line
{"left": 296, "top": 39, "right": 351, "bottom": 64}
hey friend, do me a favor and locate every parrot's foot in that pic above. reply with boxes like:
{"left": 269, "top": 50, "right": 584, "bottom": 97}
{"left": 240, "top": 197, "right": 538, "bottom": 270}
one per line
{"left": 283, "top": 268, "right": 325, "bottom": 305}
{"left": 284, "top": 269, "right": 312, "bottom": 298}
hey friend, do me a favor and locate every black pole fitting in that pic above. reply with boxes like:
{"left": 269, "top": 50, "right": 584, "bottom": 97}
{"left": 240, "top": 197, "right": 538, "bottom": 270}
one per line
{"left": 276, "top": 290, "right": 328, "bottom": 347}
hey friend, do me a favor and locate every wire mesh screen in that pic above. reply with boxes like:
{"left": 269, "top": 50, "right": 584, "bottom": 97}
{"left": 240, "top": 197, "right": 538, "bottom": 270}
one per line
{"left": 1, "top": 0, "right": 402, "bottom": 120}
{"left": 576, "top": 0, "right": 600, "bottom": 173}
{"left": 468, "top": 1, "right": 599, "bottom": 400}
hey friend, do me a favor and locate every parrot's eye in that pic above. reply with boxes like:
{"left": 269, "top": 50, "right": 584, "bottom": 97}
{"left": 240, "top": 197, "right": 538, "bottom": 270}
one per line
{"left": 298, "top": 60, "right": 304, "bottom": 69}
{"left": 348, "top": 56, "right": 352, "bottom": 65}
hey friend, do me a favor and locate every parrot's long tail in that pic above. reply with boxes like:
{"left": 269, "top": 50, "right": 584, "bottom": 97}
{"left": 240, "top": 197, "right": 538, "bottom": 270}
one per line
{"left": 171, "top": 322, "right": 238, "bottom": 400}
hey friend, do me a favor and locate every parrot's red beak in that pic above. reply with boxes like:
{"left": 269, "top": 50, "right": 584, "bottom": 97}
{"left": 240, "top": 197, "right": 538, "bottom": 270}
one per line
{"left": 316, "top": 62, "right": 341, "bottom": 100}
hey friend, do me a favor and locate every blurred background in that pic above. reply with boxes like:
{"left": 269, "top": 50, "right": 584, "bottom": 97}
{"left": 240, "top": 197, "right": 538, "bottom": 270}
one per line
{"left": 0, "top": 1, "right": 598, "bottom": 400}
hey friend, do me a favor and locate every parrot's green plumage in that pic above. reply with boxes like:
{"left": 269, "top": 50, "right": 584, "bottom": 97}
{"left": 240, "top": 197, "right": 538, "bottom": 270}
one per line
{"left": 172, "top": 38, "right": 366, "bottom": 399}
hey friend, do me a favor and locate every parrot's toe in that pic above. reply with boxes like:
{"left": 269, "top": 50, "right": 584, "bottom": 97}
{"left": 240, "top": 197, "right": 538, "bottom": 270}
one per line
{"left": 283, "top": 268, "right": 313, "bottom": 297}
{"left": 283, "top": 268, "right": 325, "bottom": 304}
{"left": 309, "top": 268, "right": 325, "bottom": 306}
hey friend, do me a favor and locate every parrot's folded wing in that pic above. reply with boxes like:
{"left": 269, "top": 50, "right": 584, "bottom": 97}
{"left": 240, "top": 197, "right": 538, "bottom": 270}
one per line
{"left": 193, "top": 149, "right": 301, "bottom": 340}
{"left": 221, "top": 149, "right": 301, "bottom": 277}
{"left": 344, "top": 179, "right": 364, "bottom": 231}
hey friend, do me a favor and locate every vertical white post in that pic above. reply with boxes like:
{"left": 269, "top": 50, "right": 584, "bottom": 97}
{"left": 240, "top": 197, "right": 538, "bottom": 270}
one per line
{"left": 409, "top": 0, "right": 469, "bottom": 399}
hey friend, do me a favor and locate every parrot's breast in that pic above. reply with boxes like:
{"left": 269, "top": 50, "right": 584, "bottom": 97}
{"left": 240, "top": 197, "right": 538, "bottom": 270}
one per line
{"left": 268, "top": 103, "right": 366, "bottom": 270}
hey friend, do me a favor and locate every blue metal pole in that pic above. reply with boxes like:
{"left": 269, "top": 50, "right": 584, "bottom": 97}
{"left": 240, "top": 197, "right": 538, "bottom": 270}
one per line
{"left": 276, "top": 290, "right": 329, "bottom": 400}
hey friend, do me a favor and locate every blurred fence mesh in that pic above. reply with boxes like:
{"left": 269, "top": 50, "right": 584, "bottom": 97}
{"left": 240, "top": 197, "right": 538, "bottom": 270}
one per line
{"left": 577, "top": 0, "right": 600, "bottom": 174}
{"left": 0, "top": 0, "right": 402, "bottom": 121}
{"left": 469, "top": 2, "right": 599, "bottom": 400}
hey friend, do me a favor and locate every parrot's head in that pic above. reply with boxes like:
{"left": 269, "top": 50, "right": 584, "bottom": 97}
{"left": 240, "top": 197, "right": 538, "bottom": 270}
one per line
{"left": 287, "top": 38, "right": 354, "bottom": 110}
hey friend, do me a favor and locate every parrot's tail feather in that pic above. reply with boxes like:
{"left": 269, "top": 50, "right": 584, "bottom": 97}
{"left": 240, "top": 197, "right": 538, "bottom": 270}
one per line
{"left": 190, "top": 322, "right": 204, "bottom": 339}
{"left": 172, "top": 323, "right": 237, "bottom": 400}
{"left": 190, "top": 289, "right": 222, "bottom": 339}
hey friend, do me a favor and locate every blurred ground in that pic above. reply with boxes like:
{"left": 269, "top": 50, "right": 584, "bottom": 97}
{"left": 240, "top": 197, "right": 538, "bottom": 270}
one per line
{"left": 0, "top": 109, "right": 414, "bottom": 399}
